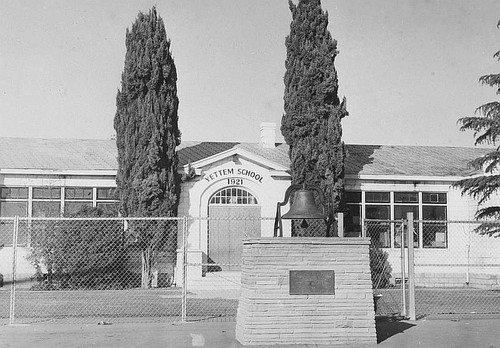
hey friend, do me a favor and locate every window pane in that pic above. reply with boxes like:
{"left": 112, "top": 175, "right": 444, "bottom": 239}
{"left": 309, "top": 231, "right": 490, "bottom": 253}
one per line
{"left": 423, "top": 206, "right": 447, "bottom": 220}
{"left": 0, "top": 187, "right": 28, "bottom": 199}
{"left": 0, "top": 202, "right": 27, "bottom": 217}
{"left": 96, "top": 202, "right": 118, "bottom": 216}
{"left": 345, "top": 192, "right": 361, "bottom": 204}
{"left": 97, "top": 188, "right": 116, "bottom": 200}
{"left": 365, "top": 205, "right": 390, "bottom": 247}
{"left": 422, "top": 193, "right": 447, "bottom": 204}
{"left": 33, "top": 201, "right": 61, "bottom": 217}
{"left": 394, "top": 205, "right": 419, "bottom": 220}
{"left": 65, "top": 187, "right": 93, "bottom": 200}
{"left": 64, "top": 202, "right": 92, "bottom": 215}
{"left": 365, "top": 205, "right": 390, "bottom": 219}
{"left": 394, "top": 206, "right": 419, "bottom": 248}
{"left": 423, "top": 206, "right": 447, "bottom": 248}
{"left": 209, "top": 187, "right": 258, "bottom": 205}
{"left": 394, "top": 192, "right": 418, "bottom": 203}
{"left": 365, "top": 192, "right": 390, "bottom": 203}
{"left": 344, "top": 204, "right": 361, "bottom": 237}
{"left": 33, "top": 187, "right": 61, "bottom": 199}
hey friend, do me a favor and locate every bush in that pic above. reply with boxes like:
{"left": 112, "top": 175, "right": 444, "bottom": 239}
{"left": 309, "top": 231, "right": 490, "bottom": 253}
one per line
{"left": 29, "top": 206, "right": 134, "bottom": 290}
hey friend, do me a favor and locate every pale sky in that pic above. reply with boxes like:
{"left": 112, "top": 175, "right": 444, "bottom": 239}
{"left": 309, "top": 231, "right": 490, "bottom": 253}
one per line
{"left": 1, "top": 0, "right": 499, "bottom": 147}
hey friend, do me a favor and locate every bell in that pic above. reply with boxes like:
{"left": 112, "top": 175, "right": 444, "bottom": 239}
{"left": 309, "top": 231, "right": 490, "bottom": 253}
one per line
{"left": 282, "top": 189, "right": 327, "bottom": 220}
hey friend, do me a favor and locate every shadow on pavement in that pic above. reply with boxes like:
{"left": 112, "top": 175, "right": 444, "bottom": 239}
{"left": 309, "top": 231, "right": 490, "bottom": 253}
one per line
{"left": 376, "top": 316, "right": 416, "bottom": 343}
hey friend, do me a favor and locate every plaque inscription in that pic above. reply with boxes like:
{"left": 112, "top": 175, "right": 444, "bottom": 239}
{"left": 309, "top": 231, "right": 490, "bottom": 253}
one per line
{"left": 289, "top": 270, "right": 335, "bottom": 295}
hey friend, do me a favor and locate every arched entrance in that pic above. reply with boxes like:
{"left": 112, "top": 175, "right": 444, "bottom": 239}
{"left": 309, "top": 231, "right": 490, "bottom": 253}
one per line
{"left": 208, "top": 187, "right": 261, "bottom": 271}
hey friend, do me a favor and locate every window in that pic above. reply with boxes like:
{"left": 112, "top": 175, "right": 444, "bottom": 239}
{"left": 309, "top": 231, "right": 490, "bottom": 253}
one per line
{"left": 344, "top": 192, "right": 361, "bottom": 237}
{"left": 209, "top": 187, "right": 258, "bottom": 205}
{"left": 423, "top": 193, "right": 447, "bottom": 248}
{"left": 32, "top": 187, "right": 61, "bottom": 217}
{"left": 64, "top": 187, "right": 93, "bottom": 215}
{"left": 0, "top": 187, "right": 28, "bottom": 218}
{"left": 33, "top": 187, "right": 61, "bottom": 199}
{"left": 394, "top": 192, "right": 419, "bottom": 248}
{"left": 0, "top": 202, "right": 27, "bottom": 217}
{"left": 366, "top": 192, "right": 390, "bottom": 203}
{"left": 365, "top": 192, "right": 391, "bottom": 247}
{"left": 0, "top": 201, "right": 28, "bottom": 246}
{"left": 394, "top": 192, "right": 418, "bottom": 203}
{"left": 97, "top": 188, "right": 116, "bottom": 200}
{"left": 32, "top": 201, "right": 61, "bottom": 217}
{"left": 354, "top": 190, "right": 448, "bottom": 249}
{"left": 0, "top": 187, "right": 28, "bottom": 199}
{"left": 96, "top": 187, "right": 118, "bottom": 215}
{"left": 65, "top": 187, "right": 93, "bottom": 200}
{"left": 64, "top": 202, "right": 92, "bottom": 215}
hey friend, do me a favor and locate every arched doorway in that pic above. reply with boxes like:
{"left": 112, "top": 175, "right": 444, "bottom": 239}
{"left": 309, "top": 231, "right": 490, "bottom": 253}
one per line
{"left": 208, "top": 187, "right": 261, "bottom": 271}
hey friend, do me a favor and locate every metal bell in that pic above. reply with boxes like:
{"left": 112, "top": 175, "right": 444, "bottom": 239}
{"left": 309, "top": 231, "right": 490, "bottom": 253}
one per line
{"left": 282, "top": 189, "right": 327, "bottom": 220}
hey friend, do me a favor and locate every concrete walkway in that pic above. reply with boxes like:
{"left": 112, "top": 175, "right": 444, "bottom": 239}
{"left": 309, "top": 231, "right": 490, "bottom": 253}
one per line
{"left": 1, "top": 318, "right": 499, "bottom": 347}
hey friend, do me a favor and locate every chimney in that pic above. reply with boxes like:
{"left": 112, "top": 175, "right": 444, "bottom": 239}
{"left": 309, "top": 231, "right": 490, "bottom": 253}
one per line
{"left": 260, "top": 122, "right": 276, "bottom": 148}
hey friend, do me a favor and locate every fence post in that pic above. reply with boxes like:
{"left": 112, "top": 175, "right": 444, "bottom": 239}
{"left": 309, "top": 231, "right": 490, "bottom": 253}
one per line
{"left": 407, "top": 212, "right": 416, "bottom": 320}
{"left": 337, "top": 212, "right": 344, "bottom": 237}
{"left": 181, "top": 216, "right": 188, "bottom": 323}
{"left": 400, "top": 219, "right": 407, "bottom": 318}
{"left": 9, "top": 216, "right": 19, "bottom": 325}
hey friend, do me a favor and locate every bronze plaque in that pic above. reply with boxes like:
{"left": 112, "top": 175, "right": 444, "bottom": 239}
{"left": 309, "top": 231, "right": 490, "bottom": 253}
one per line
{"left": 289, "top": 270, "right": 335, "bottom": 295}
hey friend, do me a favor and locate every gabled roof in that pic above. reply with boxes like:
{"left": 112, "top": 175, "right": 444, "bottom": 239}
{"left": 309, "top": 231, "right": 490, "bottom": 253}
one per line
{"left": 0, "top": 137, "right": 492, "bottom": 178}
{"left": 177, "top": 141, "right": 290, "bottom": 169}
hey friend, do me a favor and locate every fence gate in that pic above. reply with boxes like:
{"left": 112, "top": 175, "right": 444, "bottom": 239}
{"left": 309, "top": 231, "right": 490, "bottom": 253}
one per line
{"left": 366, "top": 219, "right": 406, "bottom": 318}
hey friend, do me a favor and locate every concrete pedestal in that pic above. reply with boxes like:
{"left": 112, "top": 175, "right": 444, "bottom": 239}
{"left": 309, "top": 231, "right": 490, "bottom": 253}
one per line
{"left": 235, "top": 238, "right": 376, "bottom": 346}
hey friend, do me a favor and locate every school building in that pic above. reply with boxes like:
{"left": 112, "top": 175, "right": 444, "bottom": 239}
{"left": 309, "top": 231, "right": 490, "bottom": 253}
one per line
{"left": 1, "top": 122, "right": 499, "bottom": 288}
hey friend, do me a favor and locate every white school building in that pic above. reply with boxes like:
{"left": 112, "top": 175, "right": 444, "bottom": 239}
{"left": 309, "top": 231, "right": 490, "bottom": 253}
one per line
{"left": 0, "top": 122, "right": 499, "bottom": 288}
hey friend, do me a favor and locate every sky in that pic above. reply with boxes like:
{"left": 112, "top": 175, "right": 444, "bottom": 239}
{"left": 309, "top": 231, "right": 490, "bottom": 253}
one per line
{"left": 1, "top": 0, "right": 500, "bottom": 147}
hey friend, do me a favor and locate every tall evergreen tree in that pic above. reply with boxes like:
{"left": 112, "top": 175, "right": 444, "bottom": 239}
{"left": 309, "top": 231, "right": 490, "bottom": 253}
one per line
{"left": 454, "top": 21, "right": 500, "bottom": 236}
{"left": 114, "top": 7, "right": 181, "bottom": 287}
{"left": 281, "top": 0, "right": 348, "bottom": 235}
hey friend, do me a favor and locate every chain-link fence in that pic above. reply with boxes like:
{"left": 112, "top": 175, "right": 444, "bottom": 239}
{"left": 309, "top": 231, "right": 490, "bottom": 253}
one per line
{"left": 366, "top": 218, "right": 500, "bottom": 320}
{"left": 1, "top": 217, "right": 183, "bottom": 325}
{"left": 0, "top": 216, "right": 276, "bottom": 325}
{"left": 2, "top": 216, "right": 499, "bottom": 325}
{"left": 182, "top": 217, "right": 273, "bottom": 322}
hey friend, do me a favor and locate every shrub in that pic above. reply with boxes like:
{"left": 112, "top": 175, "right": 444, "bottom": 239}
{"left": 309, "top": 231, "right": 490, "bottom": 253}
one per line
{"left": 370, "top": 242, "right": 392, "bottom": 288}
{"left": 29, "top": 206, "right": 134, "bottom": 290}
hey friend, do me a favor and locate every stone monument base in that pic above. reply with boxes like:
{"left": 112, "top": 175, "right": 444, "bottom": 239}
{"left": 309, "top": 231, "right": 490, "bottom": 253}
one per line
{"left": 235, "top": 238, "right": 376, "bottom": 346}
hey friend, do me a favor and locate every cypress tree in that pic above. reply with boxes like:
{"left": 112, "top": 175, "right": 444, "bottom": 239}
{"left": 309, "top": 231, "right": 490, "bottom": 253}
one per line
{"left": 114, "top": 7, "right": 181, "bottom": 287}
{"left": 454, "top": 21, "right": 500, "bottom": 236}
{"left": 281, "top": 0, "right": 348, "bottom": 236}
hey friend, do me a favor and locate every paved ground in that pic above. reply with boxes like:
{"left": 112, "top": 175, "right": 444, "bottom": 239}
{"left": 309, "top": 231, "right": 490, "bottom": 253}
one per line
{"left": 1, "top": 318, "right": 500, "bottom": 348}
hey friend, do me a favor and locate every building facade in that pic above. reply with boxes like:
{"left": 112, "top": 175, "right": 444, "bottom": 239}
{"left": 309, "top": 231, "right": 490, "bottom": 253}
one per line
{"left": 1, "top": 123, "right": 499, "bottom": 288}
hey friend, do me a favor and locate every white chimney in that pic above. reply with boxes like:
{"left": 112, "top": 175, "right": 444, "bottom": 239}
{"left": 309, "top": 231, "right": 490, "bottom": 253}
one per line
{"left": 260, "top": 122, "right": 276, "bottom": 148}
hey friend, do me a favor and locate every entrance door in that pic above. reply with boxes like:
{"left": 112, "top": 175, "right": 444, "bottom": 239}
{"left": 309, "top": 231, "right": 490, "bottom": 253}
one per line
{"left": 208, "top": 187, "right": 261, "bottom": 271}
